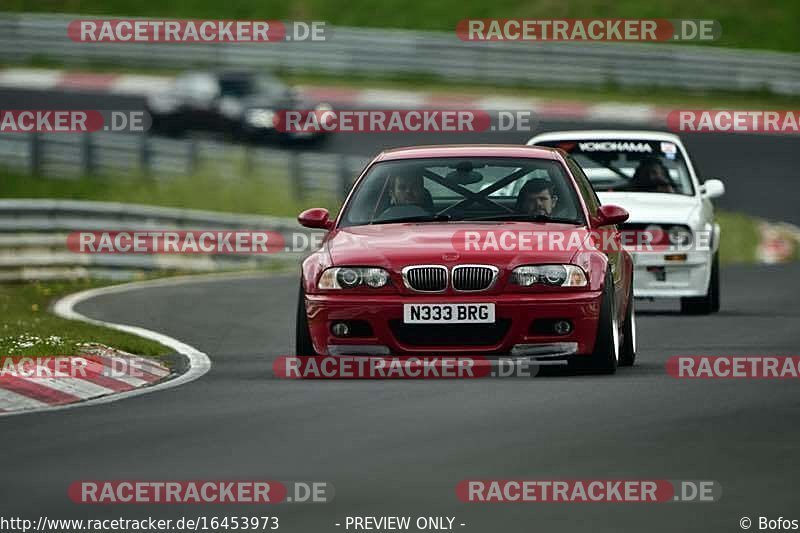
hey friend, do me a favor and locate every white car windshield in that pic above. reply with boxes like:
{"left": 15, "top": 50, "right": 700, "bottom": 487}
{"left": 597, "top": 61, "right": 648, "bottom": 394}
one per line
{"left": 534, "top": 139, "right": 695, "bottom": 196}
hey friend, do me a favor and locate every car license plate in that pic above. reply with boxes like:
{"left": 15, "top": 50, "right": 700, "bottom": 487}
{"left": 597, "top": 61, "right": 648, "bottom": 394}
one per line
{"left": 403, "top": 303, "right": 495, "bottom": 324}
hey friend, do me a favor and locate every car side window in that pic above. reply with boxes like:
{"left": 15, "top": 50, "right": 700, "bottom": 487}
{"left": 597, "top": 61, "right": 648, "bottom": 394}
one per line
{"left": 566, "top": 157, "right": 601, "bottom": 217}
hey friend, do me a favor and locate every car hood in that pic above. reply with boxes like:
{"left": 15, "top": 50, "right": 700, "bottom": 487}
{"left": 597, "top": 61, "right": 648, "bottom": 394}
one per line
{"left": 597, "top": 192, "right": 699, "bottom": 225}
{"left": 326, "top": 222, "right": 589, "bottom": 269}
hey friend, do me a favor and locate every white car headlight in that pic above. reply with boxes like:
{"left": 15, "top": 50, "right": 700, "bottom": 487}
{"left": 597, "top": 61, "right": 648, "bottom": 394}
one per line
{"left": 318, "top": 267, "right": 390, "bottom": 289}
{"left": 511, "top": 265, "right": 587, "bottom": 287}
{"left": 245, "top": 109, "right": 275, "bottom": 128}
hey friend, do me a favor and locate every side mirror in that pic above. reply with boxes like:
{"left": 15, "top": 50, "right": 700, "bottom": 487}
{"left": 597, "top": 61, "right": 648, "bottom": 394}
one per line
{"left": 298, "top": 208, "right": 334, "bottom": 230}
{"left": 594, "top": 204, "right": 629, "bottom": 227}
{"left": 701, "top": 179, "right": 725, "bottom": 199}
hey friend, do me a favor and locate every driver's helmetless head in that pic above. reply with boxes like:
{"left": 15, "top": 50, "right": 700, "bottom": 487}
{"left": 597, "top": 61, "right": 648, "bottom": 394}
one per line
{"left": 639, "top": 160, "right": 667, "bottom": 180}
{"left": 518, "top": 179, "right": 557, "bottom": 216}
{"left": 391, "top": 174, "right": 426, "bottom": 206}
{"left": 633, "top": 158, "right": 674, "bottom": 193}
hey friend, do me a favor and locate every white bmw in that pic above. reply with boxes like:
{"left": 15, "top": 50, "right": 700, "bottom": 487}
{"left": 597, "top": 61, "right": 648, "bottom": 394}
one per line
{"left": 527, "top": 130, "right": 725, "bottom": 314}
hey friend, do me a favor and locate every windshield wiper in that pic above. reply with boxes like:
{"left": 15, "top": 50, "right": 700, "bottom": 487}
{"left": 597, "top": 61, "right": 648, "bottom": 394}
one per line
{"left": 464, "top": 213, "right": 581, "bottom": 224}
{"left": 370, "top": 214, "right": 453, "bottom": 225}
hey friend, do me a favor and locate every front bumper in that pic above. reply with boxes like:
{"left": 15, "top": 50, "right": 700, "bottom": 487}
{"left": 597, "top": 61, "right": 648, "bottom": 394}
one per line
{"left": 632, "top": 248, "right": 712, "bottom": 298}
{"left": 304, "top": 291, "right": 603, "bottom": 357}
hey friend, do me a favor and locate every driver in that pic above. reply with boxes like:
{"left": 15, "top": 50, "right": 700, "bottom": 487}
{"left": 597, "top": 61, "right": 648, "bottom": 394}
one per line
{"left": 389, "top": 173, "right": 431, "bottom": 208}
{"left": 516, "top": 178, "right": 558, "bottom": 216}
{"left": 630, "top": 158, "right": 675, "bottom": 193}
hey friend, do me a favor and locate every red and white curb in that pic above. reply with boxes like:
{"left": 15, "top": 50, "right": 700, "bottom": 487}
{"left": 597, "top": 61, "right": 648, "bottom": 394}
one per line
{"left": 0, "top": 274, "right": 216, "bottom": 417}
{"left": 0, "top": 68, "right": 172, "bottom": 96}
{"left": 757, "top": 221, "right": 800, "bottom": 264}
{"left": 302, "top": 87, "right": 669, "bottom": 124}
{"left": 0, "top": 345, "right": 171, "bottom": 413}
{"left": 0, "top": 68, "right": 668, "bottom": 126}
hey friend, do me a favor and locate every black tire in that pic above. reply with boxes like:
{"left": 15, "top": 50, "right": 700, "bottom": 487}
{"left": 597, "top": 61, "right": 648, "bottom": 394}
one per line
{"left": 573, "top": 272, "right": 618, "bottom": 374}
{"left": 680, "top": 252, "right": 719, "bottom": 315}
{"left": 295, "top": 283, "right": 317, "bottom": 356}
{"left": 148, "top": 110, "right": 184, "bottom": 138}
{"left": 710, "top": 252, "right": 720, "bottom": 312}
{"left": 619, "top": 280, "right": 636, "bottom": 367}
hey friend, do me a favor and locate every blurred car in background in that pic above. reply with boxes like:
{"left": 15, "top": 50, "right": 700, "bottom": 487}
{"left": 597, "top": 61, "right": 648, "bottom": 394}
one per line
{"left": 146, "top": 70, "right": 332, "bottom": 144}
{"left": 528, "top": 131, "right": 725, "bottom": 314}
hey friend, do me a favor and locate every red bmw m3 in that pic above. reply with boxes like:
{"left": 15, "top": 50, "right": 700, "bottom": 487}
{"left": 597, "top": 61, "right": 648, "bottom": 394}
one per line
{"left": 296, "top": 145, "right": 635, "bottom": 373}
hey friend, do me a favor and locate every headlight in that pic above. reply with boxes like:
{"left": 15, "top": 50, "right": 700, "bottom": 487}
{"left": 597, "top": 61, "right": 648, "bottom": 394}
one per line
{"left": 668, "top": 226, "right": 693, "bottom": 246}
{"left": 245, "top": 109, "right": 275, "bottom": 128}
{"left": 318, "top": 267, "right": 390, "bottom": 289}
{"left": 510, "top": 265, "right": 587, "bottom": 287}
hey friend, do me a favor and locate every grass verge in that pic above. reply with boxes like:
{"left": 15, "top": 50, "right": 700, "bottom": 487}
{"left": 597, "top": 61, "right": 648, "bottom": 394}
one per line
{"left": 716, "top": 210, "right": 760, "bottom": 264}
{"left": 0, "top": 169, "right": 339, "bottom": 217}
{"left": 0, "top": 279, "right": 170, "bottom": 359}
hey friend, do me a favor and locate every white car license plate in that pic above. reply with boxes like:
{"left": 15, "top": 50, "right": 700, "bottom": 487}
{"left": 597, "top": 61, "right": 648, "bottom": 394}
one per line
{"left": 403, "top": 303, "right": 495, "bottom": 324}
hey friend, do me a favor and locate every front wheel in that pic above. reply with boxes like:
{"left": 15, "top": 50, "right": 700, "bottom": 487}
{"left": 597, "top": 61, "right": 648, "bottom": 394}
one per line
{"left": 149, "top": 111, "right": 185, "bottom": 138}
{"left": 680, "top": 252, "right": 719, "bottom": 315}
{"left": 295, "top": 283, "right": 318, "bottom": 356}
{"left": 573, "top": 272, "right": 618, "bottom": 374}
{"left": 618, "top": 280, "right": 636, "bottom": 367}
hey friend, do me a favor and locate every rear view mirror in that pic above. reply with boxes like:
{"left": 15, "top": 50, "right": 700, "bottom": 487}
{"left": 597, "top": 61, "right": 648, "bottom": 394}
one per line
{"left": 445, "top": 170, "right": 483, "bottom": 185}
{"left": 446, "top": 161, "right": 483, "bottom": 185}
{"left": 702, "top": 179, "right": 725, "bottom": 199}
{"left": 298, "top": 208, "right": 334, "bottom": 230}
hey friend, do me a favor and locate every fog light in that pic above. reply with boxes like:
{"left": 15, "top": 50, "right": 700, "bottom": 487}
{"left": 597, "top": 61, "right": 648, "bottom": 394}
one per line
{"left": 553, "top": 320, "right": 572, "bottom": 335}
{"left": 331, "top": 322, "right": 350, "bottom": 337}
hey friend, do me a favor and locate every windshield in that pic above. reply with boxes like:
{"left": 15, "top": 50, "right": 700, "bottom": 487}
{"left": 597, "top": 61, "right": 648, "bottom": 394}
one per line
{"left": 534, "top": 139, "right": 695, "bottom": 196}
{"left": 339, "top": 157, "right": 586, "bottom": 228}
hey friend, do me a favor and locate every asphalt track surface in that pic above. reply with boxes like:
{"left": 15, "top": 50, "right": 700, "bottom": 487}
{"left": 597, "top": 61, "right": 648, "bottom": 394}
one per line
{"left": 2, "top": 86, "right": 800, "bottom": 532}
{"left": 2, "top": 265, "right": 799, "bottom": 532}
{"left": 2, "top": 87, "right": 799, "bottom": 224}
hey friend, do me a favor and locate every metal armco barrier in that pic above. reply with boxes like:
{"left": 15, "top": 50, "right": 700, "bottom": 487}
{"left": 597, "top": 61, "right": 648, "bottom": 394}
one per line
{"left": 0, "top": 199, "right": 324, "bottom": 281}
{"left": 0, "top": 131, "right": 368, "bottom": 202}
{"left": 0, "top": 13, "right": 798, "bottom": 94}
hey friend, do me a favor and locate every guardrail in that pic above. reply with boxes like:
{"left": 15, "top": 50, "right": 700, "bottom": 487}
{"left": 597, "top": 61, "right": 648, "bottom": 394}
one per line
{"left": 0, "top": 131, "right": 370, "bottom": 202}
{"left": 1, "top": 13, "right": 799, "bottom": 94}
{"left": 0, "top": 199, "right": 323, "bottom": 281}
